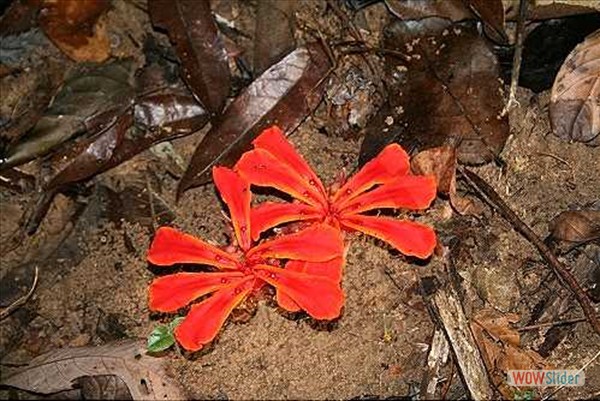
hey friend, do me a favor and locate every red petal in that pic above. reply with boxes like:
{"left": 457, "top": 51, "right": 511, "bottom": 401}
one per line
{"left": 250, "top": 202, "right": 321, "bottom": 241}
{"left": 252, "top": 126, "right": 327, "bottom": 196}
{"left": 341, "top": 215, "right": 436, "bottom": 259}
{"left": 149, "top": 272, "right": 245, "bottom": 312}
{"left": 333, "top": 144, "right": 410, "bottom": 204}
{"left": 339, "top": 175, "right": 437, "bottom": 214}
{"left": 236, "top": 149, "right": 326, "bottom": 208}
{"left": 212, "top": 167, "right": 251, "bottom": 251}
{"left": 174, "top": 277, "right": 255, "bottom": 351}
{"left": 256, "top": 264, "right": 344, "bottom": 320}
{"left": 276, "top": 257, "right": 345, "bottom": 312}
{"left": 147, "top": 227, "right": 239, "bottom": 269}
{"left": 247, "top": 224, "right": 343, "bottom": 263}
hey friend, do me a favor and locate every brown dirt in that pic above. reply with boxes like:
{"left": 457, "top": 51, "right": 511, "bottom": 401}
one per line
{"left": 1, "top": 1, "right": 599, "bottom": 400}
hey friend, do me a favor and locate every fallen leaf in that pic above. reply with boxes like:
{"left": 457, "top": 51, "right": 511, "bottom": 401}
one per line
{"left": 0, "top": 340, "right": 186, "bottom": 400}
{"left": 549, "top": 209, "right": 600, "bottom": 249}
{"left": 42, "top": 89, "right": 209, "bottom": 189}
{"left": 384, "top": 0, "right": 472, "bottom": 21}
{"left": 466, "top": 0, "right": 507, "bottom": 43}
{"left": 360, "top": 19, "right": 509, "bottom": 165}
{"left": 38, "top": 0, "right": 111, "bottom": 62}
{"left": 253, "top": 0, "right": 296, "bottom": 75}
{"left": 149, "top": 0, "right": 230, "bottom": 115}
{"left": 0, "top": 59, "right": 136, "bottom": 171}
{"left": 471, "top": 309, "right": 548, "bottom": 399}
{"left": 550, "top": 29, "right": 600, "bottom": 146}
{"left": 504, "top": 0, "right": 600, "bottom": 20}
{"left": 178, "top": 42, "right": 331, "bottom": 194}
{"left": 411, "top": 145, "right": 481, "bottom": 215}
{"left": 74, "top": 375, "right": 133, "bottom": 400}
{"left": 0, "top": 0, "right": 40, "bottom": 36}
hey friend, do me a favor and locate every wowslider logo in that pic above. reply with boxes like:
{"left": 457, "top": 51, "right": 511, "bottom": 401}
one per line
{"left": 507, "top": 370, "right": 585, "bottom": 387}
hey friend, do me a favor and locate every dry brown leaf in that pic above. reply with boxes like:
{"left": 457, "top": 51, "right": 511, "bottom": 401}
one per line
{"left": 550, "top": 30, "right": 600, "bottom": 146}
{"left": 471, "top": 308, "right": 548, "bottom": 398}
{"left": 549, "top": 209, "right": 600, "bottom": 247}
{"left": 0, "top": 340, "right": 186, "bottom": 400}
{"left": 38, "top": 0, "right": 111, "bottom": 62}
{"left": 411, "top": 146, "right": 482, "bottom": 215}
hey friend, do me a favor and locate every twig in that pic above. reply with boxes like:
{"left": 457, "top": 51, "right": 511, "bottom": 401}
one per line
{"left": 0, "top": 266, "right": 39, "bottom": 320}
{"left": 502, "top": 0, "right": 528, "bottom": 115}
{"left": 458, "top": 167, "right": 600, "bottom": 337}
{"left": 518, "top": 316, "right": 591, "bottom": 332}
{"left": 145, "top": 173, "right": 157, "bottom": 233}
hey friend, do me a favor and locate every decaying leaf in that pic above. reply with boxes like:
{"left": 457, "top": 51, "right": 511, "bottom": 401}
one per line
{"left": 384, "top": 0, "right": 472, "bottom": 21}
{"left": 0, "top": 59, "right": 136, "bottom": 171}
{"left": 411, "top": 146, "right": 480, "bottom": 215}
{"left": 149, "top": 0, "right": 230, "bottom": 115}
{"left": 549, "top": 209, "right": 600, "bottom": 249}
{"left": 42, "top": 89, "right": 209, "bottom": 190}
{"left": 550, "top": 30, "right": 600, "bottom": 146}
{"left": 360, "top": 19, "right": 509, "bottom": 165}
{"left": 253, "top": 0, "right": 296, "bottom": 75}
{"left": 178, "top": 42, "right": 331, "bottom": 194}
{"left": 467, "top": 0, "right": 507, "bottom": 43}
{"left": 0, "top": 340, "right": 186, "bottom": 400}
{"left": 38, "top": 0, "right": 111, "bottom": 62}
{"left": 471, "top": 309, "right": 548, "bottom": 398}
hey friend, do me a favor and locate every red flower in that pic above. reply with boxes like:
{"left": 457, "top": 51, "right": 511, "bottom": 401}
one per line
{"left": 147, "top": 167, "right": 344, "bottom": 351}
{"left": 236, "top": 126, "right": 438, "bottom": 259}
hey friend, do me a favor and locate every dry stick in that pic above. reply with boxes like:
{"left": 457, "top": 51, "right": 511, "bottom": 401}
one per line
{"left": 518, "top": 316, "right": 591, "bottom": 332}
{"left": 502, "top": 0, "right": 528, "bottom": 115}
{"left": 458, "top": 167, "right": 600, "bottom": 337}
{"left": 0, "top": 266, "right": 39, "bottom": 320}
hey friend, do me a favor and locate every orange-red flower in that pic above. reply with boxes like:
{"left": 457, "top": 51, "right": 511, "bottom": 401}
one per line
{"left": 147, "top": 167, "right": 344, "bottom": 351}
{"left": 236, "top": 126, "right": 438, "bottom": 259}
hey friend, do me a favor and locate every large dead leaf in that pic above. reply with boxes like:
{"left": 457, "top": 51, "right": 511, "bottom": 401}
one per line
{"left": 550, "top": 29, "right": 600, "bottom": 146}
{"left": 178, "top": 42, "right": 331, "bottom": 194}
{"left": 360, "top": 19, "right": 509, "bottom": 165}
{"left": 42, "top": 89, "right": 209, "bottom": 190}
{"left": 0, "top": 340, "right": 186, "bottom": 400}
{"left": 38, "top": 0, "right": 111, "bottom": 62}
{"left": 0, "top": 59, "right": 136, "bottom": 171}
{"left": 471, "top": 309, "right": 548, "bottom": 398}
{"left": 149, "top": 0, "right": 230, "bottom": 115}
{"left": 549, "top": 209, "right": 600, "bottom": 251}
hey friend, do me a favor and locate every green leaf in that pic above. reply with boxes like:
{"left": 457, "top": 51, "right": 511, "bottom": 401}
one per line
{"left": 147, "top": 324, "right": 175, "bottom": 353}
{"left": 147, "top": 317, "right": 185, "bottom": 353}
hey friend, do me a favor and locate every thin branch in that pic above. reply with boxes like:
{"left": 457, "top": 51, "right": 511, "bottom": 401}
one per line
{"left": 458, "top": 167, "right": 600, "bottom": 337}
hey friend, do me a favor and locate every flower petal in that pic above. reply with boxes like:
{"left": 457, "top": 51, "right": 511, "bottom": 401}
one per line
{"left": 147, "top": 227, "right": 239, "bottom": 269}
{"left": 236, "top": 149, "right": 326, "bottom": 208}
{"left": 212, "top": 167, "right": 252, "bottom": 251}
{"left": 149, "top": 272, "right": 246, "bottom": 312}
{"left": 276, "top": 257, "right": 345, "bottom": 312}
{"left": 256, "top": 264, "right": 344, "bottom": 320}
{"left": 174, "top": 277, "right": 255, "bottom": 351}
{"left": 252, "top": 126, "right": 327, "bottom": 195}
{"left": 341, "top": 215, "right": 436, "bottom": 259}
{"left": 333, "top": 144, "right": 410, "bottom": 204}
{"left": 339, "top": 175, "right": 437, "bottom": 214}
{"left": 247, "top": 224, "right": 343, "bottom": 263}
{"left": 250, "top": 202, "right": 321, "bottom": 241}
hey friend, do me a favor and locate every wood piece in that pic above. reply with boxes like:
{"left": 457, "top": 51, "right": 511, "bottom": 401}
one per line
{"left": 421, "top": 328, "right": 450, "bottom": 399}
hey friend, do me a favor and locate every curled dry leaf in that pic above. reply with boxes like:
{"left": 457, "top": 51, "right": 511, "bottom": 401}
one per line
{"left": 471, "top": 308, "right": 548, "bottom": 398}
{"left": 360, "top": 19, "right": 508, "bottom": 166}
{"left": 0, "top": 59, "right": 136, "bottom": 171}
{"left": 149, "top": 0, "right": 230, "bottom": 115}
{"left": 0, "top": 340, "right": 186, "bottom": 400}
{"left": 549, "top": 209, "right": 600, "bottom": 249}
{"left": 38, "top": 0, "right": 111, "bottom": 62}
{"left": 178, "top": 42, "right": 331, "bottom": 194}
{"left": 550, "top": 30, "right": 600, "bottom": 146}
{"left": 411, "top": 146, "right": 481, "bottom": 215}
